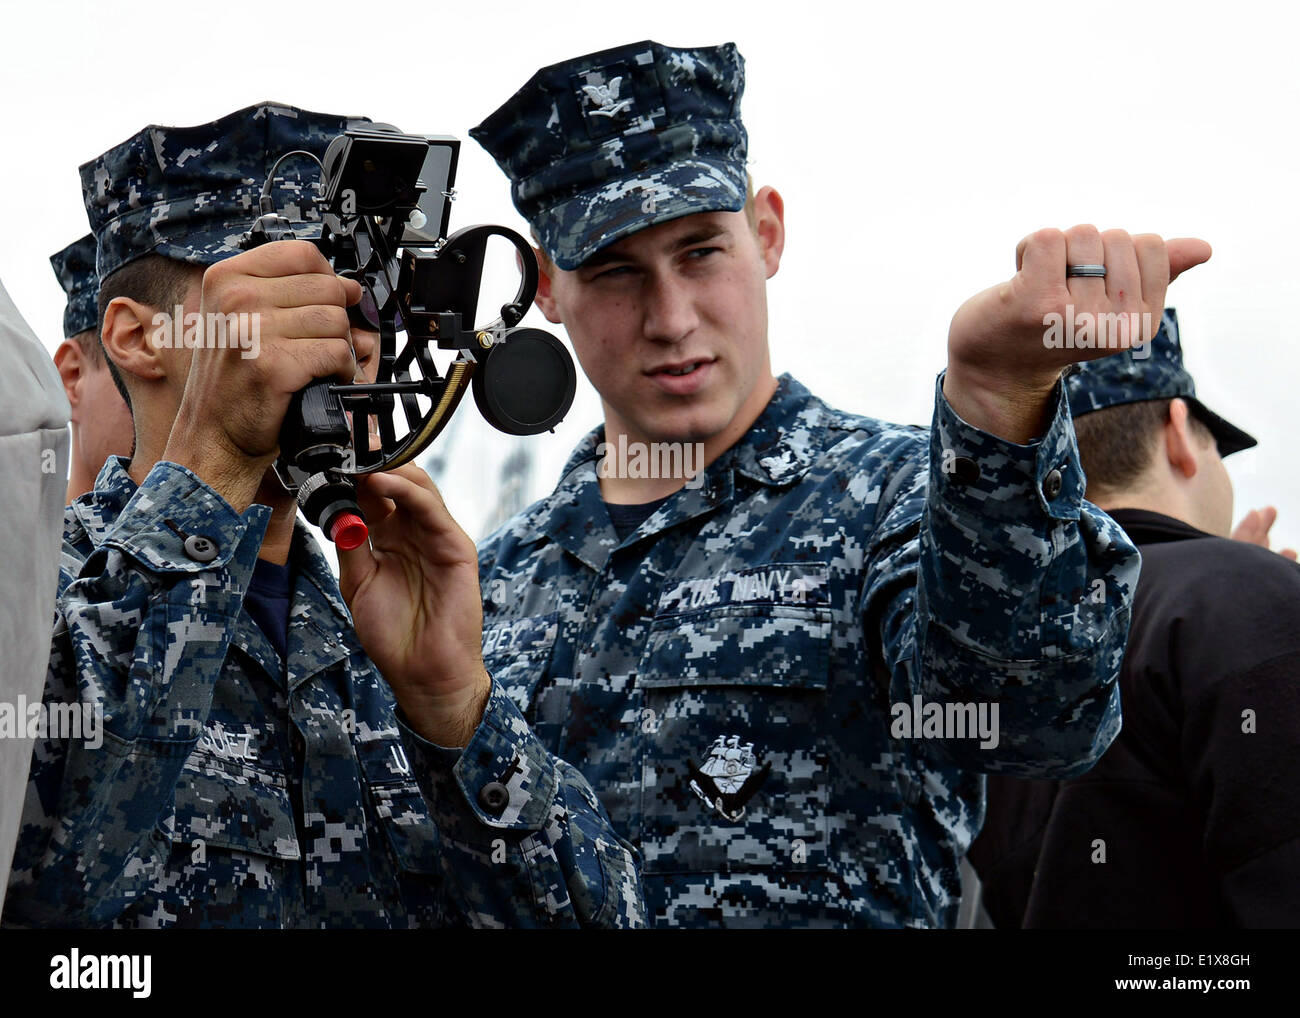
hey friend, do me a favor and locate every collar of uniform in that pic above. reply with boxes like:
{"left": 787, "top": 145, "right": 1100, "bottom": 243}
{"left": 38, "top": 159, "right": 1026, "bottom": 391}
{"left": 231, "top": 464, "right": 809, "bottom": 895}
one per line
{"left": 141, "top": 510, "right": 363, "bottom": 694}
{"left": 522, "top": 374, "right": 822, "bottom": 570}
{"left": 725, "top": 373, "right": 823, "bottom": 487}
{"left": 70, "top": 454, "right": 137, "bottom": 548}
{"left": 524, "top": 455, "right": 617, "bottom": 572}
{"left": 546, "top": 373, "right": 822, "bottom": 488}
{"left": 225, "top": 519, "right": 357, "bottom": 690}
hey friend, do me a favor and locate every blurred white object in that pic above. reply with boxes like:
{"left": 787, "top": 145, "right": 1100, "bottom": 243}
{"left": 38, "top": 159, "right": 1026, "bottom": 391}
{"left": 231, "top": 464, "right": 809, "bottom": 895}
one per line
{"left": 0, "top": 278, "right": 69, "bottom": 913}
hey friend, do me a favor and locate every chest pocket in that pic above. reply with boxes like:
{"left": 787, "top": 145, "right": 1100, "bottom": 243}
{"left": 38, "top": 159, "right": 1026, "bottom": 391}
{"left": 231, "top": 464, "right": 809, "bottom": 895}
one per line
{"left": 481, "top": 612, "right": 558, "bottom": 715}
{"left": 636, "top": 563, "right": 833, "bottom": 876}
{"left": 353, "top": 732, "right": 442, "bottom": 875}
{"left": 170, "top": 749, "right": 301, "bottom": 861}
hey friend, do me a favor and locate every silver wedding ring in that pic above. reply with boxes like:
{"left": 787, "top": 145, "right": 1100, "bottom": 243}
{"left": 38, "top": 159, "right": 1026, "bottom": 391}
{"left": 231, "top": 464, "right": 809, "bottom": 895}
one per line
{"left": 1066, "top": 264, "right": 1107, "bottom": 278}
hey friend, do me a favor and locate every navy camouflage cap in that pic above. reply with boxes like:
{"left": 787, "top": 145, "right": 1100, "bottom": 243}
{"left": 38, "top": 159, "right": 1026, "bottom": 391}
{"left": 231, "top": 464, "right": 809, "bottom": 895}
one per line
{"left": 1066, "top": 308, "right": 1257, "bottom": 456}
{"left": 49, "top": 233, "right": 98, "bottom": 338}
{"left": 79, "top": 101, "right": 371, "bottom": 279}
{"left": 471, "top": 40, "right": 748, "bottom": 270}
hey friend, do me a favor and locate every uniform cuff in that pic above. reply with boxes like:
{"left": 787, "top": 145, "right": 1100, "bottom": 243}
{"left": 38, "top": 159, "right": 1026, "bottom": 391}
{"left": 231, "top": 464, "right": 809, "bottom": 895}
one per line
{"left": 931, "top": 372, "right": 1084, "bottom": 522}
{"left": 396, "top": 679, "right": 560, "bottom": 832}
{"left": 100, "top": 460, "right": 272, "bottom": 575}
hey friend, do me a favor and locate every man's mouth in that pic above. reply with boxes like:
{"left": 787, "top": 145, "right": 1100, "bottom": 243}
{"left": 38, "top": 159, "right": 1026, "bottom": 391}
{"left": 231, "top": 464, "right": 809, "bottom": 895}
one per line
{"left": 647, "top": 359, "right": 712, "bottom": 377}
{"left": 645, "top": 358, "right": 715, "bottom": 394}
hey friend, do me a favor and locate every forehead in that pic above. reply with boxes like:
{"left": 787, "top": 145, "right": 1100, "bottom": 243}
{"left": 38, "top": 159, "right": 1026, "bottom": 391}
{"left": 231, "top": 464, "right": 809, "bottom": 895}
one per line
{"left": 576, "top": 209, "right": 747, "bottom": 267}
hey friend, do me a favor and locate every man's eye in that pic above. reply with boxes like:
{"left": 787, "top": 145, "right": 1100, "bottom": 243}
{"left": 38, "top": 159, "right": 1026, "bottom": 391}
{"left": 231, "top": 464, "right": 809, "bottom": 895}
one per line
{"left": 594, "top": 265, "right": 636, "bottom": 280}
{"left": 686, "top": 247, "right": 722, "bottom": 260}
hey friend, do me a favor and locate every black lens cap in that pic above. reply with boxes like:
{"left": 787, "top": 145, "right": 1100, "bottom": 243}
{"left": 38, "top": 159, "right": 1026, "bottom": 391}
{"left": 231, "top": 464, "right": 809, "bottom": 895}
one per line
{"left": 472, "top": 328, "right": 576, "bottom": 436}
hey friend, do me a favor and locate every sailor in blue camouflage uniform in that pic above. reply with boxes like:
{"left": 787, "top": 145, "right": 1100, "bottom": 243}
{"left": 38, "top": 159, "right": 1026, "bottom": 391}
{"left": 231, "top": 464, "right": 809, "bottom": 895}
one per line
{"left": 470, "top": 40, "right": 1215, "bottom": 927}
{"left": 3, "top": 102, "right": 644, "bottom": 928}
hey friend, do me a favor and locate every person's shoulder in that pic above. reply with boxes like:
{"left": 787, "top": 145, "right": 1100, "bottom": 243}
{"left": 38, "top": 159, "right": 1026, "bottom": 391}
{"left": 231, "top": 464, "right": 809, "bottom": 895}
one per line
{"left": 1143, "top": 539, "right": 1300, "bottom": 716}
{"left": 790, "top": 383, "right": 929, "bottom": 465}
{"left": 1145, "top": 531, "right": 1300, "bottom": 593}
{"left": 809, "top": 401, "right": 930, "bottom": 522}
{"left": 477, "top": 491, "right": 557, "bottom": 564}
{"left": 1208, "top": 538, "right": 1300, "bottom": 605}
{"left": 759, "top": 386, "right": 930, "bottom": 541}
{"left": 795, "top": 382, "right": 926, "bottom": 439}
{"left": 1137, "top": 534, "right": 1300, "bottom": 664}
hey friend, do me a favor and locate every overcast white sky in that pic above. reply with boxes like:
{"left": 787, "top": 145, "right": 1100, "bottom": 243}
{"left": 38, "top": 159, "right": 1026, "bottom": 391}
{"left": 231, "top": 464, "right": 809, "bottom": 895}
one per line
{"left": 3, "top": 0, "right": 1296, "bottom": 550}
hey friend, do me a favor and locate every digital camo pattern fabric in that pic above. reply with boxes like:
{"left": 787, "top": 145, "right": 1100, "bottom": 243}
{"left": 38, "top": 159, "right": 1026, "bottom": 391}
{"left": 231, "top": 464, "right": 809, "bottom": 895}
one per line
{"left": 3, "top": 457, "right": 644, "bottom": 928}
{"left": 80, "top": 101, "right": 368, "bottom": 279}
{"left": 471, "top": 40, "right": 748, "bottom": 270}
{"left": 478, "top": 374, "right": 1139, "bottom": 927}
{"left": 49, "top": 233, "right": 99, "bottom": 339}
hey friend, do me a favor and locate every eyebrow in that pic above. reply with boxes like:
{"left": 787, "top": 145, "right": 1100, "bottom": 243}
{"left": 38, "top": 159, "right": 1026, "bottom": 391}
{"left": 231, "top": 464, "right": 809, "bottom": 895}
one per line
{"left": 670, "top": 226, "right": 729, "bottom": 250}
{"left": 580, "top": 225, "right": 730, "bottom": 269}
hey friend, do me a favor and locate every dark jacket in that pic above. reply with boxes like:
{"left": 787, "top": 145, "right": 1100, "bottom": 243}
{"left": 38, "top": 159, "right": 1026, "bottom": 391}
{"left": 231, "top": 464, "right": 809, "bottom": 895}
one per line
{"left": 969, "top": 508, "right": 1300, "bottom": 928}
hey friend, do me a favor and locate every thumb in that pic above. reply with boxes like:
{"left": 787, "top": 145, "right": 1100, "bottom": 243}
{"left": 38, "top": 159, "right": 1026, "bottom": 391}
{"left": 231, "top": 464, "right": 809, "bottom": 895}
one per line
{"left": 1167, "top": 238, "right": 1212, "bottom": 283}
{"left": 336, "top": 532, "right": 376, "bottom": 603}
{"left": 341, "top": 276, "right": 364, "bottom": 306}
{"left": 353, "top": 471, "right": 398, "bottom": 528}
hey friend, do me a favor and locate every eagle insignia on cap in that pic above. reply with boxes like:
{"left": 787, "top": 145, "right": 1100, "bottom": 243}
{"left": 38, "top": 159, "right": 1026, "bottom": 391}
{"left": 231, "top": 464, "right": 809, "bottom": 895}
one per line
{"left": 582, "top": 78, "right": 632, "bottom": 118}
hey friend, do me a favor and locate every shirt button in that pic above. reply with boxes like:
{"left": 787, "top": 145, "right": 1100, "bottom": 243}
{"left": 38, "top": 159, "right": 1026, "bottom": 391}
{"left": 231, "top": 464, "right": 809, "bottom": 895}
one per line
{"left": 478, "top": 781, "right": 510, "bottom": 815}
{"left": 183, "top": 535, "right": 218, "bottom": 562}
{"left": 1043, "top": 468, "right": 1064, "bottom": 500}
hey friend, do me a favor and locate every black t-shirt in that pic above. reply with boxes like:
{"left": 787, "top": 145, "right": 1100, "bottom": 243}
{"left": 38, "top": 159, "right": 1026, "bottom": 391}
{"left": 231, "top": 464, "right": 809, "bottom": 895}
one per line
{"left": 244, "top": 557, "right": 293, "bottom": 661}
{"left": 605, "top": 495, "right": 673, "bottom": 543}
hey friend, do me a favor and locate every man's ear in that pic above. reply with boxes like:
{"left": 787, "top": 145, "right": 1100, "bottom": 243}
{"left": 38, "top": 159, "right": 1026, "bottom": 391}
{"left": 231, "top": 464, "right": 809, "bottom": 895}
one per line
{"left": 752, "top": 185, "right": 786, "bottom": 279}
{"left": 100, "top": 297, "right": 166, "bottom": 391}
{"left": 53, "top": 339, "right": 84, "bottom": 415}
{"left": 533, "top": 247, "right": 563, "bottom": 324}
{"left": 1163, "top": 398, "right": 1200, "bottom": 480}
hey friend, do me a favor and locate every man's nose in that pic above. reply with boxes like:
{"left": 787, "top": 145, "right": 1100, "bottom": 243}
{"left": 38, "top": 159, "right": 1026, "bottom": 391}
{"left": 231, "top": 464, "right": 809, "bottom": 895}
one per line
{"left": 642, "top": 272, "right": 698, "bottom": 344}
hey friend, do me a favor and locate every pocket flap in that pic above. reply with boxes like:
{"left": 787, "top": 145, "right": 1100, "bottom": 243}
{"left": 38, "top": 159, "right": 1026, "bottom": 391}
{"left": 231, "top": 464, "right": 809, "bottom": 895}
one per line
{"left": 354, "top": 732, "right": 442, "bottom": 874}
{"left": 171, "top": 761, "right": 300, "bottom": 860}
{"left": 482, "top": 612, "right": 558, "bottom": 712}
{"left": 639, "top": 605, "right": 831, "bottom": 690}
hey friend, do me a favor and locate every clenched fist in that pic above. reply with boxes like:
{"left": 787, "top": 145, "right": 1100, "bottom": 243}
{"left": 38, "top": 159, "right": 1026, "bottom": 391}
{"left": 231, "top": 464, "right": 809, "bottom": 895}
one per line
{"left": 944, "top": 226, "right": 1212, "bottom": 443}
{"left": 162, "top": 240, "right": 363, "bottom": 510}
